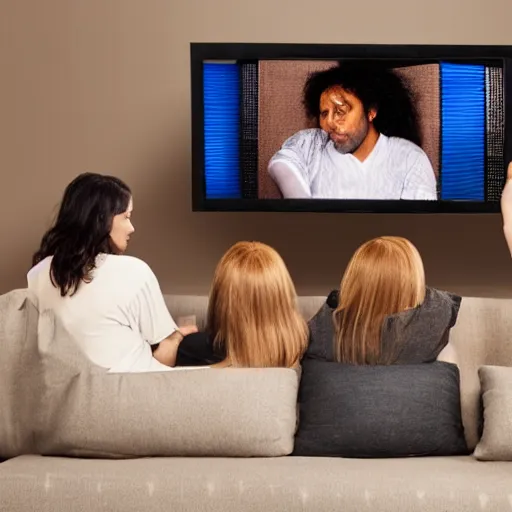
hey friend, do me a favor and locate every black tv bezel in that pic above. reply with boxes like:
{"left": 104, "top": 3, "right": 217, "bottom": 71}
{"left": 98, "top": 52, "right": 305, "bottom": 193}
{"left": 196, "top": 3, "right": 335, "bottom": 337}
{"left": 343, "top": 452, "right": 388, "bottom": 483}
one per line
{"left": 190, "top": 42, "right": 512, "bottom": 214}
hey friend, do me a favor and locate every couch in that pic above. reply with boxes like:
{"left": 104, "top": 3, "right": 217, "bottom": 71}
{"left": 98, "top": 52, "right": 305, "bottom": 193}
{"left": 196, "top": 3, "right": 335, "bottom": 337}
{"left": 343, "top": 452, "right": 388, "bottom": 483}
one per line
{"left": 1, "top": 291, "right": 512, "bottom": 511}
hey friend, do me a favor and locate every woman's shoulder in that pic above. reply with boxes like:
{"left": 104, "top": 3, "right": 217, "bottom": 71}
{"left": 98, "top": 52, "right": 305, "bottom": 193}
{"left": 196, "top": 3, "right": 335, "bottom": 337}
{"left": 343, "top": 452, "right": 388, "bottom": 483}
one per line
{"left": 418, "top": 286, "right": 462, "bottom": 324}
{"left": 97, "top": 255, "right": 163, "bottom": 297}
{"left": 428, "top": 286, "right": 462, "bottom": 305}
{"left": 388, "top": 286, "right": 462, "bottom": 333}
{"left": 27, "top": 256, "right": 52, "bottom": 288}
{"left": 381, "top": 286, "right": 462, "bottom": 364}
{"left": 101, "top": 254, "right": 154, "bottom": 277}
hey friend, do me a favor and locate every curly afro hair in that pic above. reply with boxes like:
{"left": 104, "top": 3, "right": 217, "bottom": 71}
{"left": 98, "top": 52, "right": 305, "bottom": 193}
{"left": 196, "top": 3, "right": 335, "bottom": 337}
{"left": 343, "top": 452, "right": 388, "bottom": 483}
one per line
{"left": 303, "top": 61, "right": 421, "bottom": 146}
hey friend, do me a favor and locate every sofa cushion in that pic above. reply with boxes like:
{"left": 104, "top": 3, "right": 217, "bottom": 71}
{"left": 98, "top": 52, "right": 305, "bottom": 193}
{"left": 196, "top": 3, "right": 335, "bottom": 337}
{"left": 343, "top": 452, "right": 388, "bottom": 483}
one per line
{"left": 34, "top": 310, "right": 299, "bottom": 458}
{"left": 474, "top": 365, "right": 512, "bottom": 460}
{"left": 2, "top": 454, "right": 512, "bottom": 512}
{"left": 0, "top": 289, "right": 40, "bottom": 459}
{"left": 293, "top": 359, "right": 468, "bottom": 458}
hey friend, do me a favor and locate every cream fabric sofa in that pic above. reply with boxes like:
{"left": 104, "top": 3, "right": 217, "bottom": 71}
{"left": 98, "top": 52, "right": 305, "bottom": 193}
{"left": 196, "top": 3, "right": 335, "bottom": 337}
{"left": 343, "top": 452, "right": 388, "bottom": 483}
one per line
{"left": 1, "top": 292, "right": 512, "bottom": 512}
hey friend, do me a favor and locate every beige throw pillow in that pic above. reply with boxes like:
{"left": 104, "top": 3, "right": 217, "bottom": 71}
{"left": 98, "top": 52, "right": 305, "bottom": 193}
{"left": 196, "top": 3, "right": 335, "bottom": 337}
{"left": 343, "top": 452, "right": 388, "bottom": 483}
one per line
{"left": 474, "top": 365, "right": 512, "bottom": 460}
{"left": 35, "top": 310, "right": 300, "bottom": 458}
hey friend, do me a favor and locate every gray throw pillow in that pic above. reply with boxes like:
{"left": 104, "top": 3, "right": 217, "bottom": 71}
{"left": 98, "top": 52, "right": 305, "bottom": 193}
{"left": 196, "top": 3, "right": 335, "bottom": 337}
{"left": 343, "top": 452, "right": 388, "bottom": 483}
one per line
{"left": 474, "top": 365, "right": 512, "bottom": 461}
{"left": 35, "top": 310, "right": 300, "bottom": 458}
{"left": 293, "top": 359, "right": 468, "bottom": 458}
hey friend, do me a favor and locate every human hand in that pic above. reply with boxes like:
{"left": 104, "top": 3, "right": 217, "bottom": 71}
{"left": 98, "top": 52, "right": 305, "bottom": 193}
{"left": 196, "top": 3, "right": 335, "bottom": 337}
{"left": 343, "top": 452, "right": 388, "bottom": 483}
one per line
{"left": 501, "top": 162, "right": 512, "bottom": 203}
{"left": 501, "top": 162, "right": 512, "bottom": 258}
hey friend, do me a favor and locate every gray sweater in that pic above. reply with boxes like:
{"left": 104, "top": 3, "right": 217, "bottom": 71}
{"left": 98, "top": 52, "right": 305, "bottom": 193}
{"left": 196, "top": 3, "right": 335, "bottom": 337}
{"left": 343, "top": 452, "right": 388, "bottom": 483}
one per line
{"left": 306, "top": 287, "right": 462, "bottom": 364}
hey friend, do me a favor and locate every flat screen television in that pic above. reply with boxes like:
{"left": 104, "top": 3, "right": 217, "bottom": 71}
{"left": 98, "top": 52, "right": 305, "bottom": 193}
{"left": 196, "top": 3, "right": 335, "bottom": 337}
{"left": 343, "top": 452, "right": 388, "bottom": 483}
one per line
{"left": 190, "top": 43, "right": 512, "bottom": 213}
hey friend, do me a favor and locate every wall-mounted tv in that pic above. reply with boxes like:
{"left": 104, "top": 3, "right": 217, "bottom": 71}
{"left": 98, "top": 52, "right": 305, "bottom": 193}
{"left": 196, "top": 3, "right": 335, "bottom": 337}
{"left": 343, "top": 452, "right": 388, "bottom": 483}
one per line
{"left": 190, "top": 43, "right": 512, "bottom": 213}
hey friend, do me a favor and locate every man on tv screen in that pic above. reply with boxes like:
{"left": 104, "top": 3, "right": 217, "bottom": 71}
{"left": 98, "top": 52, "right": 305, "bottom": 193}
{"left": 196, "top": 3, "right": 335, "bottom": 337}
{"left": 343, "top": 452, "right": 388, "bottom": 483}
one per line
{"left": 268, "top": 62, "right": 438, "bottom": 200}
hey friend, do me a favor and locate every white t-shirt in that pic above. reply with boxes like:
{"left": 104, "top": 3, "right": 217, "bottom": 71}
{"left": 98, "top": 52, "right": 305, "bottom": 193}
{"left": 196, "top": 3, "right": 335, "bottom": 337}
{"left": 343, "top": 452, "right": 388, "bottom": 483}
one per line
{"left": 268, "top": 129, "right": 438, "bottom": 200}
{"left": 27, "top": 254, "right": 178, "bottom": 373}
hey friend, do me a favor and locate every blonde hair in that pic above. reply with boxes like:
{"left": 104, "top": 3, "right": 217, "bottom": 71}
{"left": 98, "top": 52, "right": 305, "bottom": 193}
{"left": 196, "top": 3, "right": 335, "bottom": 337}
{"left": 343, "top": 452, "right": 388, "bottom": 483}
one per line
{"left": 207, "top": 241, "right": 308, "bottom": 368}
{"left": 333, "top": 236, "right": 426, "bottom": 365}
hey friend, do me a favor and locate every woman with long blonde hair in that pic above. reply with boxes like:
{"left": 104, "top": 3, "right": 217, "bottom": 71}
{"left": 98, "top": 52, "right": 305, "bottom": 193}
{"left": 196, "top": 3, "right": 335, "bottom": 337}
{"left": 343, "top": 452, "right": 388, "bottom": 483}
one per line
{"left": 306, "top": 236, "right": 461, "bottom": 365}
{"left": 177, "top": 241, "right": 308, "bottom": 368}
{"left": 28, "top": 172, "right": 197, "bottom": 373}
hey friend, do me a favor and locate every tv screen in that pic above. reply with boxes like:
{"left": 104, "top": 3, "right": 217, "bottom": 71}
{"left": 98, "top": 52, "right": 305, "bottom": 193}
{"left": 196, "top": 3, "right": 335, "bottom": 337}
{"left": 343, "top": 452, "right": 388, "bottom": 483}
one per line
{"left": 190, "top": 43, "right": 512, "bottom": 213}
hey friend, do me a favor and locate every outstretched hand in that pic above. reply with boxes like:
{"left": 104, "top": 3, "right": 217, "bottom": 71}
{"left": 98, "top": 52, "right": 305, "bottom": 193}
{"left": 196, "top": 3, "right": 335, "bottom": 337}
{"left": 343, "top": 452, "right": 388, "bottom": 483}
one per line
{"left": 501, "top": 162, "right": 512, "bottom": 257}
{"left": 502, "top": 162, "right": 512, "bottom": 201}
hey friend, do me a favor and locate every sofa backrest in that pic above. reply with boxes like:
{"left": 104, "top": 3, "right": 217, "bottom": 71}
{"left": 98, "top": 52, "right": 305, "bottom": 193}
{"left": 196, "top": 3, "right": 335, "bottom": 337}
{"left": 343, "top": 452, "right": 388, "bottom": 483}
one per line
{"left": 0, "top": 289, "right": 301, "bottom": 460}
{"left": 448, "top": 296, "right": 512, "bottom": 449}
{"left": 2, "top": 290, "right": 509, "bottom": 455}
{"left": 164, "top": 295, "right": 327, "bottom": 331}
{"left": 0, "top": 288, "right": 41, "bottom": 459}
{"left": 164, "top": 294, "right": 512, "bottom": 451}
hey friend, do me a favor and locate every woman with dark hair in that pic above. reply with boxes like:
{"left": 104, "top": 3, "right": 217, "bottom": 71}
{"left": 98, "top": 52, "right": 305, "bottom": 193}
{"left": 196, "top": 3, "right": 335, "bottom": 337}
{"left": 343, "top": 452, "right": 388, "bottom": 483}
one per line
{"left": 28, "top": 172, "right": 196, "bottom": 373}
{"left": 268, "top": 61, "right": 437, "bottom": 200}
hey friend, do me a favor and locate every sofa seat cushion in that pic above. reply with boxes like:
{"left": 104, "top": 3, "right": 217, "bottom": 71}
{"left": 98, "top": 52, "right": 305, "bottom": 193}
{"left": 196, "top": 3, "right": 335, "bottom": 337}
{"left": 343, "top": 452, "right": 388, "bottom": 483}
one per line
{"left": 2, "top": 455, "right": 511, "bottom": 512}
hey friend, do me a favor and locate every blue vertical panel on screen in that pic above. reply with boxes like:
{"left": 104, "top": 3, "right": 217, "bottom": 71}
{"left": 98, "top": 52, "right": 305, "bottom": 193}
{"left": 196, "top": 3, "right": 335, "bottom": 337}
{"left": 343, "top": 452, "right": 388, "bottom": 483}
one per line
{"left": 203, "top": 63, "right": 241, "bottom": 199}
{"left": 440, "top": 62, "right": 485, "bottom": 200}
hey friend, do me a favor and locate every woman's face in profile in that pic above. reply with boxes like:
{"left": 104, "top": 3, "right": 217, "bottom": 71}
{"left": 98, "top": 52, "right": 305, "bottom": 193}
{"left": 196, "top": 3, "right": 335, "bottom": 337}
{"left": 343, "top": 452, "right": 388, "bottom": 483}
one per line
{"left": 109, "top": 198, "right": 135, "bottom": 253}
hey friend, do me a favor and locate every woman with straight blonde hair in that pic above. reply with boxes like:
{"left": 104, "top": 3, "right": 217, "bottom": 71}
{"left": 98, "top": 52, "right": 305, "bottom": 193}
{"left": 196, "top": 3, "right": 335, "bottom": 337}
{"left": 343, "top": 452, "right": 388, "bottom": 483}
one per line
{"left": 176, "top": 241, "right": 308, "bottom": 368}
{"left": 306, "top": 236, "right": 461, "bottom": 365}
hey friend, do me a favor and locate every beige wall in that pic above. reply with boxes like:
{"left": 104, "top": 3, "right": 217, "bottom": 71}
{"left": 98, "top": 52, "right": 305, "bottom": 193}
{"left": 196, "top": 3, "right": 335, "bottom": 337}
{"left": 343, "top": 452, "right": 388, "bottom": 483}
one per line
{"left": 1, "top": 0, "right": 512, "bottom": 297}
